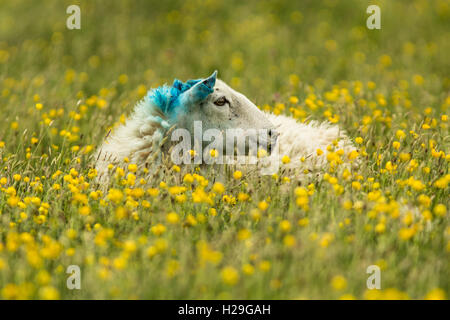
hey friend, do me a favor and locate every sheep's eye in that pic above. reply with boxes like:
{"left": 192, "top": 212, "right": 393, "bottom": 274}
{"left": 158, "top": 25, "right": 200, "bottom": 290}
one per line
{"left": 214, "top": 97, "right": 227, "bottom": 106}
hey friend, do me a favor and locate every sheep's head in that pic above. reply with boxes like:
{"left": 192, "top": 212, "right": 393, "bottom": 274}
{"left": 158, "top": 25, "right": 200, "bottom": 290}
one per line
{"left": 146, "top": 71, "right": 278, "bottom": 158}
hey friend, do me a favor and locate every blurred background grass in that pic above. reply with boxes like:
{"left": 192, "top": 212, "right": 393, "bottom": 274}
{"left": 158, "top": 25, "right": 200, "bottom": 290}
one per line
{"left": 1, "top": 0, "right": 449, "bottom": 91}
{"left": 1, "top": 0, "right": 449, "bottom": 149}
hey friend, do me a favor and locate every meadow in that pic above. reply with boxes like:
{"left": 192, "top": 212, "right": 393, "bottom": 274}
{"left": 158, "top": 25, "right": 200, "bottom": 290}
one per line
{"left": 0, "top": 0, "right": 448, "bottom": 299}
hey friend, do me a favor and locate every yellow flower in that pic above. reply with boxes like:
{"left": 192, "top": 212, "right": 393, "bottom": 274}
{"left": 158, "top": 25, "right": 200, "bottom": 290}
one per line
{"left": 210, "top": 149, "right": 218, "bottom": 158}
{"left": 296, "top": 196, "right": 309, "bottom": 210}
{"left": 379, "top": 54, "right": 392, "bottom": 67}
{"left": 183, "top": 174, "right": 194, "bottom": 184}
{"left": 257, "top": 148, "right": 268, "bottom": 158}
{"left": 281, "top": 155, "right": 291, "bottom": 164}
{"left": 351, "top": 181, "right": 361, "bottom": 190}
{"left": 258, "top": 260, "right": 271, "bottom": 272}
{"left": 7, "top": 196, "right": 20, "bottom": 207}
{"left": 347, "top": 150, "right": 359, "bottom": 161}
{"left": 343, "top": 200, "right": 353, "bottom": 210}
{"left": 289, "top": 96, "right": 299, "bottom": 104}
{"left": 98, "top": 268, "right": 111, "bottom": 280}
{"left": 298, "top": 217, "right": 309, "bottom": 227}
{"left": 355, "top": 137, "right": 363, "bottom": 144}
{"left": 294, "top": 187, "right": 308, "bottom": 197}
{"left": 433, "top": 204, "right": 446, "bottom": 217}
{"left": 424, "top": 288, "right": 446, "bottom": 300}
{"left": 197, "top": 241, "right": 222, "bottom": 266}
{"left": 385, "top": 161, "right": 395, "bottom": 172}
{"left": 1, "top": 284, "right": 20, "bottom": 299}
{"left": 166, "top": 212, "right": 180, "bottom": 224}
{"left": 66, "top": 229, "right": 77, "bottom": 239}
{"left": 258, "top": 200, "right": 269, "bottom": 211}
{"left": 248, "top": 208, "right": 260, "bottom": 221}
{"left": 36, "top": 270, "right": 51, "bottom": 285}
{"left": 150, "top": 223, "right": 166, "bottom": 236}
{"left": 279, "top": 220, "right": 292, "bottom": 232}
{"left": 399, "top": 152, "right": 411, "bottom": 162}
{"left": 38, "top": 286, "right": 60, "bottom": 300}
{"left": 108, "top": 188, "right": 124, "bottom": 204}
{"left": 146, "top": 246, "right": 158, "bottom": 258}
{"left": 399, "top": 227, "right": 416, "bottom": 240}
{"left": 331, "top": 275, "right": 347, "bottom": 291}
{"left": 221, "top": 266, "right": 239, "bottom": 285}
{"left": 212, "top": 182, "right": 225, "bottom": 194}
{"left": 168, "top": 186, "right": 187, "bottom": 195}
{"left": 375, "top": 223, "right": 386, "bottom": 234}
{"left": 233, "top": 171, "right": 242, "bottom": 180}
{"left": 238, "top": 192, "right": 250, "bottom": 201}
{"left": 328, "top": 177, "right": 338, "bottom": 185}
{"left": 319, "top": 233, "right": 334, "bottom": 248}
{"left": 118, "top": 74, "right": 128, "bottom": 84}
{"left": 78, "top": 206, "right": 91, "bottom": 216}
{"left": 113, "top": 256, "right": 127, "bottom": 270}
{"left": 237, "top": 229, "right": 251, "bottom": 241}
{"left": 115, "top": 207, "right": 128, "bottom": 219}
{"left": 396, "top": 130, "right": 406, "bottom": 139}
{"left": 147, "top": 188, "right": 159, "bottom": 197}
{"left": 166, "top": 260, "right": 180, "bottom": 278}
{"left": 128, "top": 164, "right": 138, "bottom": 172}
{"left": 283, "top": 234, "right": 296, "bottom": 247}
{"left": 316, "top": 149, "right": 324, "bottom": 156}
{"left": 185, "top": 214, "right": 198, "bottom": 227}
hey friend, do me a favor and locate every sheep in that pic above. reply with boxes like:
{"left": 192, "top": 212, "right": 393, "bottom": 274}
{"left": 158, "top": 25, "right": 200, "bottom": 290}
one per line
{"left": 95, "top": 71, "right": 357, "bottom": 182}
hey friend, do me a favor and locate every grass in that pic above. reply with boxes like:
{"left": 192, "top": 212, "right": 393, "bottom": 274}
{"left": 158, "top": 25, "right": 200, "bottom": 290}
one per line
{"left": 0, "top": 0, "right": 449, "bottom": 299}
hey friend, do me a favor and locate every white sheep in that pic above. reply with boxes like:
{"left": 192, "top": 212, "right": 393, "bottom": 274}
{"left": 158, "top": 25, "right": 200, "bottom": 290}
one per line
{"left": 95, "top": 71, "right": 357, "bottom": 181}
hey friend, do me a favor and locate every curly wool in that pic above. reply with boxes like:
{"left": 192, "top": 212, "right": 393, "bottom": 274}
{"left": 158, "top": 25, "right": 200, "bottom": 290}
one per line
{"left": 266, "top": 113, "right": 357, "bottom": 170}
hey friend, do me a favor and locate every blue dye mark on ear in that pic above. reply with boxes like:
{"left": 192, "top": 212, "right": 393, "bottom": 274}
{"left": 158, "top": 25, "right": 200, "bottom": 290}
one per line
{"left": 202, "top": 70, "right": 217, "bottom": 91}
{"left": 192, "top": 80, "right": 215, "bottom": 100}
{"left": 145, "top": 71, "right": 217, "bottom": 122}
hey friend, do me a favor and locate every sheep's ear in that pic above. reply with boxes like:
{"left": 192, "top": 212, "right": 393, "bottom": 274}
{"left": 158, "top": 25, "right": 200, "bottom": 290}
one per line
{"left": 188, "top": 70, "right": 217, "bottom": 101}
{"left": 177, "top": 70, "right": 217, "bottom": 106}
{"left": 200, "top": 70, "right": 217, "bottom": 92}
